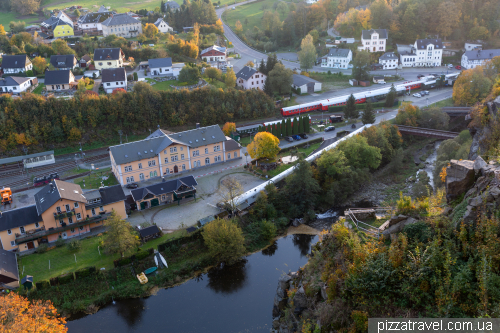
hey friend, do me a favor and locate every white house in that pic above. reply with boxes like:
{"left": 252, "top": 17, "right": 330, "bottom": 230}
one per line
{"left": 154, "top": 18, "right": 173, "bottom": 33}
{"left": 235, "top": 66, "right": 265, "bottom": 90}
{"left": 172, "top": 63, "right": 185, "bottom": 77}
{"left": 399, "top": 39, "right": 443, "bottom": 67}
{"left": 378, "top": 52, "right": 398, "bottom": 69}
{"left": 465, "top": 43, "right": 482, "bottom": 52}
{"left": 359, "top": 29, "right": 388, "bottom": 53}
{"left": 200, "top": 45, "right": 226, "bottom": 62}
{"left": 461, "top": 49, "right": 500, "bottom": 70}
{"left": 1, "top": 55, "right": 32, "bottom": 74}
{"left": 148, "top": 57, "right": 172, "bottom": 76}
{"left": 0, "top": 76, "right": 36, "bottom": 95}
{"left": 101, "top": 68, "right": 127, "bottom": 93}
{"left": 101, "top": 13, "right": 142, "bottom": 38}
{"left": 292, "top": 74, "right": 321, "bottom": 93}
{"left": 320, "top": 48, "right": 352, "bottom": 69}
{"left": 77, "top": 10, "right": 114, "bottom": 33}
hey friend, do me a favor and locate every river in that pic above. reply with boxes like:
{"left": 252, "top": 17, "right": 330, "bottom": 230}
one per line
{"left": 66, "top": 234, "right": 319, "bottom": 332}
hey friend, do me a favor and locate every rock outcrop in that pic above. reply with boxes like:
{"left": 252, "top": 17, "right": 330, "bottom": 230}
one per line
{"left": 381, "top": 217, "right": 419, "bottom": 239}
{"left": 446, "top": 159, "right": 475, "bottom": 202}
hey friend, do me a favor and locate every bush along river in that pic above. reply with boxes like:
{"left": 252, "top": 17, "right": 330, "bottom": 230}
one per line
{"left": 66, "top": 233, "right": 320, "bottom": 332}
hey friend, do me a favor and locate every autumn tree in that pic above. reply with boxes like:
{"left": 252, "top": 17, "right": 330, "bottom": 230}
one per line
{"left": 222, "top": 122, "right": 236, "bottom": 135}
{"left": 394, "top": 102, "right": 421, "bottom": 127}
{"left": 283, "top": 159, "right": 321, "bottom": 217}
{"left": 277, "top": 1, "right": 288, "bottom": 19}
{"left": 217, "top": 176, "right": 243, "bottom": 213}
{"left": 344, "top": 94, "right": 358, "bottom": 119}
{"left": 178, "top": 65, "right": 200, "bottom": 84}
{"left": 436, "top": 1, "right": 461, "bottom": 38}
{"left": 202, "top": 218, "right": 246, "bottom": 264}
{"left": 0, "top": 293, "right": 67, "bottom": 333}
{"left": 225, "top": 67, "right": 237, "bottom": 88}
{"left": 144, "top": 23, "right": 159, "bottom": 38}
{"left": 370, "top": 0, "right": 392, "bottom": 29}
{"left": 337, "top": 134, "right": 382, "bottom": 170}
{"left": 32, "top": 56, "right": 47, "bottom": 74}
{"left": 452, "top": 66, "right": 492, "bottom": 106}
{"left": 245, "top": 60, "right": 255, "bottom": 67}
{"left": 247, "top": 131, "right": 280, "bottom": 160}
{"left": 352, "top": 50, "right": 371, "bottom": 81}
{"left": 103, "top": 211, "right": 139, "bottom": 257}
{"left": 269, "top": 63, "right": 293, "bottom": 95}
{"left": 0, "top": 25, "right": 5, "bottom": 35}
{"left": 51, "top": 39, "right": 75, "bottom": 55}
{"left": 235, "top": 20, "right": 243, "bottom": 34}
{"left": 10, "top": 0, "right": 40, "bottom": 15}
{"left": 205, "top": 67, "right": 221, "bottom": 82}
{"left": 298, "top": 34, "right": 317, "bottom": 71}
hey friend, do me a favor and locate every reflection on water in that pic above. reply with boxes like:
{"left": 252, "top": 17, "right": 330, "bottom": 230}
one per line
{"left": 207, "top": 259, "right": 248, "bottom": 294}
{"left": 261, "top": 240, "right": 278, "bottom": 256}
{"left": 292, "top": 234, "right": 315, "bottom": 257}
{"left": 67, "top": 235, "right": 318, "bottom": 333}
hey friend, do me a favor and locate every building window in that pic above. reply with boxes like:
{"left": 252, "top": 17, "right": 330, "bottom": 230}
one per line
{"left": 34, "top": 222, "right": 39, "bottom": 228}
{"left": 227, "top": 153, "right": 230, "bottom": 159}
{"left": 165, "top": 168, "right": 170, "bottom": 174}
{"left": 76, "top": 213, "right": 81, "bottom": 220}
{"left": 214, "top": 145, "right": 220, "bottom": 152}
{"left": 171, "top": 155, "right": 178, "bottom": 162}
{"left": 126, "top": 177, "right": 130, "bottom": 183}
{"left": 205, "top": 148, "right": 208, "bottom": 154}
{"left": 68, "top": 217, "right": 73, "bottom": 224}
{"left": 170, "top": 147, "right": 177, "bottom": 153}
{"left": 148, "top": 160, "right": 156, "bottom": 167}
{"left": 100, "top": 206, "right": 104, "bottom": 212}
{"left": 10, "top": 241, "right": 15, "bottom": 247}
{"left": 181, "top": 154, "right": 185, "bottom": 160}
{"left": 193, "top": 150, "right": 199, "bottom": 157}
{"left": 124, "top": 166, "right": 132, "bottom": 172}
{"left": 182, "top": 164, "right": 186, "bottom": 170}
{"left": 140, "top": 173, "right": 144, "bottom": 180}
{"left": 205, "top": 158, "right": 210, "bottom": 165}
{"left": 91, "top": 208, "right": 96, "bottom": 216}
{"left": 20, "top": 227, "right": 25, "bottom": 234}
{"left": 180, "top": 147, "right": 183, "bottom": 151}
{"left": 215, "top": 156, "right": 221, "bottom": 162}
{"left": 234, "top": 152, "right": 237, "bottom": 158}
{"left": 130, "top": 176, "right": 135, "bottom": 182}
{"left": 138, "top": 163, "right": 142, "bottom": 169}
{"left": 60, "top": 219, "right": 64, "bottom": 225}
{"left": 7, "top": 229, "right": 11, "bottom": 235}
{"left": 79, "top": 226, "right": 84, "bottom": 230}
{"left": 74, "top": 202, "right": 79, "bottom": 208}
{"left": 65, "top": 204, "right": 70, "bottom": 212}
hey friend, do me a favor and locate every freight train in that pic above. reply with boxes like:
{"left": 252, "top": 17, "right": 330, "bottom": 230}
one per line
{"left": 280, "top": 73, "right": 460, "bottom": 117}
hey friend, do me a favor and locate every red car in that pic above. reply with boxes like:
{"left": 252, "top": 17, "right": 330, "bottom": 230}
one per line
{"left": 455, "top": 65, "right": 462, "bottom": 70}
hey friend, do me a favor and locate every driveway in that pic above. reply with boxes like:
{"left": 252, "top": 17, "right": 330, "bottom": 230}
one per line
{"left": 92, "top": 79, "right": 101, "bottom": 93}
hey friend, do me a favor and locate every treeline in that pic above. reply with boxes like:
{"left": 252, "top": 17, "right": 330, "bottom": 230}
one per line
{"left": 0, "top": 86, "right": 275, "bottom": 154}
{"left": 162, "top": 0, "right": 219, "bottom": 33}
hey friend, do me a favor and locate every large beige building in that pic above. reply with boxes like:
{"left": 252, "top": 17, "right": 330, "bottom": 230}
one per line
{"left": 101, "top": 13, "right": 142, "bottom": 38}
{"left": 109, "top": 125, "right": 242, "bottom": 185}
{"left": 93, "top": 48, "right": 125, "bottom": 71}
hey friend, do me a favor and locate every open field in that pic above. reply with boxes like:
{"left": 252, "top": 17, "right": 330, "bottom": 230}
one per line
{"left": 308, "top": 72, "right": 353, "bottom": 90}
{"left": 73, "top": 168, "right": 118, "bottom": 189}
{"left": 33, "top": 84, "right": 45, "bottom": 94}
{"left": 42, "top": 0, "right": 182, "bottom": 13}
{"left": 0, "top": 11, "right": 40, "bottom": 30}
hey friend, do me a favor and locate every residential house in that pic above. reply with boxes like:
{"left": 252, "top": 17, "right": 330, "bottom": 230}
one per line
{"left": 93, "top": 48, "right": 125, "bottom": 71}
{"left": 131, "top": 176, "right": 198, "bottom": 211}
{"left": 378, "top": 52, "right": 399, "bottom": 69}
{"left": 0, "top": 77, "right": 37, "bottom": 95}
{"left": 109, "top": 125, "right": 242, "bottom": 185}
{"left": 44, "top": 70, "right": 76, "bottom": 92}
{"left": 148, "top": 57, "right": 173, "bottom": 76}
{"left": 77, "top": 10, "right": 114, "bottom": 34}
{"left": 399, "top": 39, "right": 443, "bottom": 67}
{"left": 50, "top": 54, "right": 78, "bottom": 70}
{"left": 154, "top": 18, "right": 173, "bottom": 33}
{"left": 0, "top": 181, "right": 126, "bottom": 252}
{"left": 1, "top": 55, "right": 32, "bottom": 74}
{"left": 235, "top": 66, "right": 266, "bottom": 90}
{"left": 0, "top": 249, "right": 19, "bottom": 290}
{"left": 101, "top": 13, "right": 142, "bottom": 38}
{"left": 320, "top": 48, "right": 352, "bottom": 69}
{"left": 80, "top": 55, "right": 92, "bottom": 68}
{"left": 101, "top": 67, "right": 127, "bottom": 93}
{"left": 465, "top": 42, "right": 482, "bottom": 52}
{"left": 292, "top": 74, "right": 322, "bottom": 93}
{"left": 359, "top": 29, "right": 388, "bottom": 52}
{"left": 200, "top": 45, "right": 227, "bottom": 62}
{"left": 41, "top": 11, "right": 74, "bottom": 38}
{"left": 461, "top": 49, "right": 500, "bottom": 70}
{"left": 164, "top": 1, "right": 181, "bottom": 12}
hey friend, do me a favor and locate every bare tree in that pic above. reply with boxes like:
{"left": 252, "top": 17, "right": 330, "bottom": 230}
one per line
{"left": 217, "top": 176, "right": 244, "bottom": 214}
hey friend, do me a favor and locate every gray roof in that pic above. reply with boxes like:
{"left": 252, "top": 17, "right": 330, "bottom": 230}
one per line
{"left": 93, "top": 48, "right": 122, "bottom": 61}
{"left": 111, "top": 125, "right": 227, "bottom": 165}
{"left": 85, "top": 185, "right": 126, "bottom": 208}
{"left": 148, "top": 57, "right": 172, "bottom": 68}
{"left": 102, "top": 13, "right": 140, "bottom": 26}
{"left": 44, "top": 70, "right": 73, "bottom": 85}
{"left": 292, "top": 74, "right": 320, "bottom": 87}
{"left": 139, "top": 225, "right": 161, "bottom": 238}
{"left": 0, "top": 205, "right": 42, "bottom": 232}
{"left": 236, "top": 66, "right": 257, "bottom": 81}
{"left": 50, "top": 54, "right": 76, "bottom": 68}
{"left": 200, "top": 45, "right": 226, "bottom": 55}
{"left": 154, "top": 18, "right": 169, "bottom": 27}
{"left": 1, "top": 55, "right": 31, "bottom": 69}
{"left": 41, "top": 11, "right": 74, "bottom": 30}
{"left": 98, "top": 5, "right": 108, "bottom": 12}
{"left": 0, "top": 248, "right": 19, "bottom": 284}
{"left": 362, "top": 29, "right": 388, "bottom": 39}
{"left": 225, "top": 139, "right": 241, "bottom": 151}
{"left": 34, "top": 180, "right": 86, "bottom": 215}
{"left": 0, "top": 76, "right": 31, "bottom": 87}
{"left": 327, "top": 48, "right": 350, "bottom": 58}
{"left": 101, "top": 67, "right": 126, "bottom": 82}
{"left": 396, "top": 44, "right": 415, "bottom": 55}
{"left": 78, "top": 11, "right": 113, "bottom": 24}
{"left": 463, "top": 49, "right": 500, "bottom": 60}
{"left": 83, "top": 190, "right": 101, "bottom": 201}
{"left": 131, "top": 176, "right": 198, "bottom": 201}
{"left": 416, "top": 39, "right": 443, "bottom": 50}
{"left": 379, "top": 52, "right": 398, "bottom": 60}
{"left": 164, "top": 1, "right": 180, "bottom": 9}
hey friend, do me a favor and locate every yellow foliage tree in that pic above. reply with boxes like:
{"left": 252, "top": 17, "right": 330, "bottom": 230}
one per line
{"left": 222, "top": 122, "right": 236, "bottom": 136}
{"left": 235, "top": 20, "right": 243, "bottom": 33}
{"left": 144, "top": 23, "right": 159, "bottom": 38}
{"left": 394, "top": 102, "right": 421, "bottom": 127}
{"left": 452, "top": 66, "right": 492, "bottom": 106}
{"left": 68, "top": 127, "right": 82, "bottom": 142}
{"left": 0, "top": 24, "right": 6, "bottom": 35}
{"left": 225, "top": 67, "right": 236, "bottom": 88}
{"left": 0, "top": 293, "right": 67, "bottom": 333}
{"left": 247, "top": 131, "right": 280, "bottom": 160}
{"left": 202, "top": 218, "right": 246, "bottom": 264}
{"left": 32, "top": 56, "right": 47, "bottom": 74}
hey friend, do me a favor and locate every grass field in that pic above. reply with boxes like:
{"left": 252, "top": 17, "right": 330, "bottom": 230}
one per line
{"left": 0, "top": 11, "right": 40, "bottom": 31}
{"left": 308, "top": 72, "right": 353, "bottom": 90}
{"left": 42, "top": 0, "right": 182, "bottom": 12}
{"left": 18, "top": 229, "right": 186, "bottom": 282}
{"left": 32, "top": 84, "right": 45, "bottom": 95}
{"left": 430, "top": 97, "right": 454, "bottom": 108}
{"left": 73, "top": 168, "right": 118, "bottom": 189}
{"left": 146, "top": 78, "right": 177, "bottom": 91}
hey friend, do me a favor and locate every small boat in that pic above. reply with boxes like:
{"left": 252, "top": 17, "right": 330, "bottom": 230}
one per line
{"left": 154, "top": 255, "right": 158, "bottom": 267}
{"left": 158, "top": 253, "right": 168, "bottom": 268}
{"left": 144, "top": 266, "right": 157, "bottom": 275}
{"left": 137, "top": 272, "right": 148, "bottom": 284}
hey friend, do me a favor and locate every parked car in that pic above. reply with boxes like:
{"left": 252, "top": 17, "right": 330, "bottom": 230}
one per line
{"left": 421, "top": 90, "right": 430, "bottom": 96}
{"left": 126, "top": 183, "right": 138, "bottom": 189}
{"left": 325, "top": 126, "right": 335, "bottom": 132}
{"left": 455, "top": 65, "right": 462, "bottom": 70}
{"left": 413, "top": 93, "right": 422, "bottom": 98}
{"left": 285, "top": 136, "right": 293, "bottom": 142}
{"left": 448, "top": 64, "right": 453, "bottom": 69}
{"left": 300, "top": 133, "right": 308, "bottom": 139}
{"left": 292, "top": 135, "right": 302, "bottom": 141}
{"left": 377, "top": 80, "right": 387, "bottom": 84}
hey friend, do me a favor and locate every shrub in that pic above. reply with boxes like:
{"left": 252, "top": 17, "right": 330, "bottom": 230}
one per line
{"left": 66, "top": 239, "right": 81, "bottom": 252}
{"left": 26, "top": 70, "right": 34, "bottom": 76}
{"left": 260, "top": 219, "right": 277, "bottom": 241}
{"left": 133, "top": 72, "right": 138, "bottom": 81}
{"left": 127, "top": 74, "right": 133, "bottom": 81}
{"left": 403, "top": 221, "right": 433, "bottom": 243}
{"left": 55, "top": 238, "right": 65, "bottom": 248}
{"left": 49, "top": 277, "right": 59, "bottom": 286}
{"left": 118, "top": 258, "right": 131, "bottom": 266}
{"left": 75, "top": 266, "right": 96, "bottom": 279}
{"left": 275, "top": 217, "right": 289, "bottom": 230}
{"left": 36, "top": 243, "right": 48, "bottom": 253}
{"left": 35, "top": 280, "right": 50, "bottom": 290}
{"left": 135, "top": 251, "right": 150, "bottom": 261}
{"left": 58, "top": 273, "right": 75, "bottom": 285}
{"left": 202, "top": 218, "right": 246, "bottom": 264}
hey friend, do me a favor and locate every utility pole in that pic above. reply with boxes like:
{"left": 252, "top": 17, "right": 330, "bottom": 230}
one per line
{"left": 118, "top": 130, "right": 123, "bottom": 144}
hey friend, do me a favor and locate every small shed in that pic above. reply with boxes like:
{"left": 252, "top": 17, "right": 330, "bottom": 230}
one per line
{"left": 138, "top": 225, "right": 161, "bottom": 242}
{"left": 0, "top": 249, "right": 19, "bottom": 290}
{"left": 21, "top": 275, "right": 33, "bottom": 290}
{"left": 349, "top": 79, "right": 358, "bottom": 86}
{"left": 373, "top": 76, "right": 384, "bottom": 83}
{"left": 359, "top": 80, "right": 370, "bottom": 87}
{"left": 291, "top": 74, "right": 322, "bottom": 93}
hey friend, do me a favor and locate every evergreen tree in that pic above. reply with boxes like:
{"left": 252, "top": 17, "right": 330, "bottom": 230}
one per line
{"left": 304, "top": 116, "right": 310, "bottom": 133}
{"left": 266, "top": 53, "right": 278, "bottom": 74}
{"left": 259, "top": 58, "right": 266, "bottom": 75}
{"left": 298, "top": 116, "right": 304, "bottom": 133}
{"left": 258, "top": 125, "right": 262, "bottom": 132}
{"left": 361, "top": 100, "right": 376, "bottom": 125}
{"left": 281, "top": 119, "right": 286, "bottom": 137}
{"left": 293, "top": 117, "right": 299, "bottom": 135}
{"left": 286, "top": 118, "right": 292, "bottom": 136}
{"left": 263, "top": 76, "right": 273, "bottom": 96}
{"left": 276, "top": 123, "right": 281, "bottom": 137}
{"left": 344, "top": 94, "right": 357, "bottom": 119}
{"left": 385, "top": 84, "right": 397, "bottom": 107}
{"left": 160, "top": 0, "right": 165, "bottom": 12}
{"left": 272, "top": 124, "right": 277, "bottom": 136}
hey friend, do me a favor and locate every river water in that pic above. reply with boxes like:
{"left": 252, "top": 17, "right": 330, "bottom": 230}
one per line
{"left": 66, "top": 234, "right": 319, "bottom": 333}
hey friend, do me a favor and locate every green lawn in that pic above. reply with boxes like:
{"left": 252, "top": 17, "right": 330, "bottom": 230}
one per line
{"left": 207, "top": 78, "right": 227, "bottom": 89}
{"left": 18, "top": 229, "right": 186, "bottom": 282}
{"left": 239, "top": 135, "right": 252, "bottom": 147}
{"left": 308, "top": 72, "right": 352, "bottom": 90}
{"left": 146, "top": 78, "right": 177, "bottom": 92}
{"left": 430, "top": 97, "right": 454, "bottom": 108}
{"left": 0, "top": 11, "right": 40, "bottom": 31}
{"left": 42, "top": 0, "right": 183, "bottom": 12}
{"left": 32, "top": 84, "right": 45, "bottom": 95}
{"left": 73, "top": 168, "right": 119, "bottom": 189}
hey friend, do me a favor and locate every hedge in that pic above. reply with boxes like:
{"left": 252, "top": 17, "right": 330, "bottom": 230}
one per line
{"left": 292, "top": 87, "right": 301, "bottom": 95}
{"left": 58, "top": 273, "right": 75, "bottom": 285}
{"left": 328, "top": 99, "right": 399, "bottom": 113}
{"left": 49, "top": 277, "right": 59, "bottom": 286}
{"left": 158, "top": 229, "right": 203, "bottom": 252}
{"left": 112, "top": 248, "right": 154, "bottom": 267}
{"left": 75, "top": 266, "right": 96, "bottom": 279}
{"left": 35, "top": 280, "right": 50, "bottom": 290}
{"left": 135, "top": 250, "right": 151, "bottom": 261}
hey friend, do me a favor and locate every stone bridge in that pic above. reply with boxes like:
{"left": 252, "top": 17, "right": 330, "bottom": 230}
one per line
{"left": 396, "top": 125, "right": 459, "bottom": 139}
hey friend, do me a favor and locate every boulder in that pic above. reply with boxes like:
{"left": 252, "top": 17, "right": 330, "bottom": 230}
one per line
{"left": 446, "top": 160, "right": 475, "bottom": 202}
{"left": 388, "top": 215, "right": 408, "bottom": 227}
{"left": 274, "top": 294, "right": 283, "bottom": 307}
{"left": 293, "top": 287, "right": 308, "bottom": 308}
{"left": 378, "top": 219, "right": 391, "bottom": 232}
{"left": 473, "top": 156, "right": 488, "bottom": 175}
{"left": 272, "top": 317, "right": 281, "bottom": 329}
{"left": 278, "top": 274, "right": 292, "bottom": 291}
{"left": 382, "top": 217, "right": 419, "bottom": 239}
{"left": 320, "top": 285, "right": 328, "bottom": 301}
{"left": 276, "top": 286, "right": 286, "bottom": 299}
